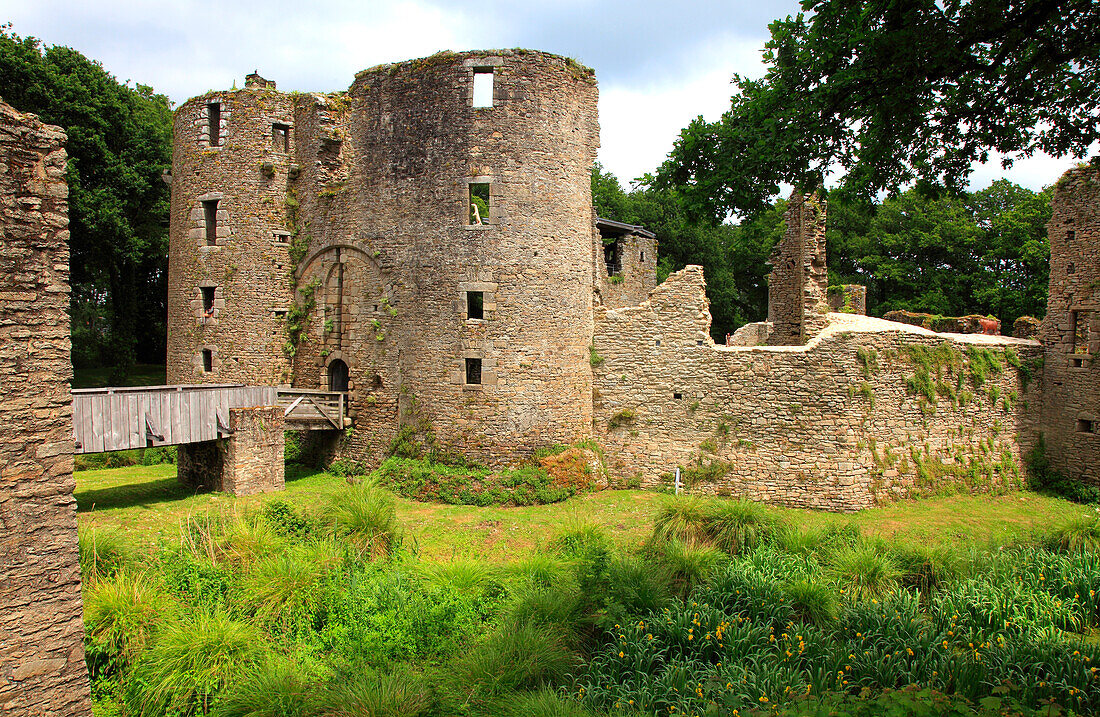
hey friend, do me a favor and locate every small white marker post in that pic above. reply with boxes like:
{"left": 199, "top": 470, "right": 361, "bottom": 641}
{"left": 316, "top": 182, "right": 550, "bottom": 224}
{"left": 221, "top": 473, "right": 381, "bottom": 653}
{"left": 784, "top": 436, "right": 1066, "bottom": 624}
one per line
{"left": 674, "top": 467, "right": 682, "bottom": 495}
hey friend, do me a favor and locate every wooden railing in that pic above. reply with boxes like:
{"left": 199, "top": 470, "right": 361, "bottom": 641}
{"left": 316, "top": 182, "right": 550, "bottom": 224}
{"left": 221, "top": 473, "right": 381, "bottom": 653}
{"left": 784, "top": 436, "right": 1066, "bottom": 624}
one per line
{"left": 277, "top": 389, "right": 346, "bottom": 430}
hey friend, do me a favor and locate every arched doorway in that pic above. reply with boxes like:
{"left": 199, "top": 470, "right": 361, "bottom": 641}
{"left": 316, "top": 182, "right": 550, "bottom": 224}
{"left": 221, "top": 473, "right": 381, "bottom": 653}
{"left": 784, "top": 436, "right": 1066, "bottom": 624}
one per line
{"left": 328, "top": 359, "right": 349, "bottom": 392}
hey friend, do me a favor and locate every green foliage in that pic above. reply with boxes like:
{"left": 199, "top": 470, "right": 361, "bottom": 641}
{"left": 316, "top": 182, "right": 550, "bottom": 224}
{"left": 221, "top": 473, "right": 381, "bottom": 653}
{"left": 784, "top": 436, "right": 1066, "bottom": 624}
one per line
{"left": 313, "top": 666, "right": 432, "bottom": 717}
{"left": 0, "top": 28, "right": 174, "bottom": 373}
{"left": 84, "top": 570, "right": 169, "bottom": 667}
{"left": 79, "top": 525, "right": 132, "bottom": 580}
{"left": 829, "top": 543, "right": 901, "bottom": 601}
{"left": 588, "top": 345, "right": 605, "bottom": 367}
{"left": 447, "top": 620, "right": 576, "bottom": 705}
{"left": 607, "top": 409, "right": 636, "bottom": 429}
{"left": 1026, "top": 435, "right": 1100, "bottom": 505}
{"left": 284, "top": 278, "right": 321, "bottom": 358}
{"left": 372, "top": 456, "right": 574, "bottom": 506}
{"left": 214, "top": 657, "right": 315, "bottom": 717}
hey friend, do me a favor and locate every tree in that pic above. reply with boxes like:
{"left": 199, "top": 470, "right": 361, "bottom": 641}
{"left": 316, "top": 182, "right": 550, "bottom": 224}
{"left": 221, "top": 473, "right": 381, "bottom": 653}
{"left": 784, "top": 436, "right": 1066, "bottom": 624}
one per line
{"left": 0, "top": 27, "right": 173, "bottom": 376}
{"left": 661, "top": 0, "right": 1100, "bottom": 219}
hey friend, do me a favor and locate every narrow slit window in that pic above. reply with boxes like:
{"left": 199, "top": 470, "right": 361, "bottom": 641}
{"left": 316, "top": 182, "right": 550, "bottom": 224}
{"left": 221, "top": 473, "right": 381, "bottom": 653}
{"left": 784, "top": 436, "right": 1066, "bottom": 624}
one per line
{"left": 640, "top": 250, "right": 646, "bottom": 262}
{"left": 467, "top": 291, "right": 484, "bottom": 320}
{"left": 272, "top": 123, "right": 290, "bottom": 152}
{"left": 1077, "top": 419, "right": 1095, "bottom": 434}
{"left": 472, "top": 68, "right": 494, "bottom": 108}
{"left": 1067, "top": 230, "right": 1076, "bottom": 242}
{"left": 201, "top": 287, "right": 216, "bottom": 316}
{"left": 202, "top": 349, "right": 213, "bottom": 372}
{"left": 1068, "top": 263, "right": 1076, "bottom": 275}
{"left": 465, "top": 357, "right": 482, "bottom": 385}
{"left": 202, "top": 199, "right": 219, "bottom": 245}
{"left": 469, "top": 183, "right": 490, "bottom": 225}
{"left": 207, "top": 102, "right": 221, "bottom": 146}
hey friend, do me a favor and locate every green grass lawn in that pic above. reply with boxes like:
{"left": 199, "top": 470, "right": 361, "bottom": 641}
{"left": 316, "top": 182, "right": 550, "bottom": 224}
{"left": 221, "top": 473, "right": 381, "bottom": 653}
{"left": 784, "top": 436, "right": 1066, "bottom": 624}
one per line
{"left": 75, "top": 463, "right": 1092, "bottom": 562}
{"left": 72, "top": 363, "right": 167, "bottom": 389}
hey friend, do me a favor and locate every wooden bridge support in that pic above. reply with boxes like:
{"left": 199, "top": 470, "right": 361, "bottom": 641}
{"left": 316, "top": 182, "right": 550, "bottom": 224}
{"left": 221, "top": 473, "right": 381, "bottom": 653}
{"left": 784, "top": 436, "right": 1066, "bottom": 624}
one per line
{"left": 178, "top": 407, "right": 285, "bottom": 496}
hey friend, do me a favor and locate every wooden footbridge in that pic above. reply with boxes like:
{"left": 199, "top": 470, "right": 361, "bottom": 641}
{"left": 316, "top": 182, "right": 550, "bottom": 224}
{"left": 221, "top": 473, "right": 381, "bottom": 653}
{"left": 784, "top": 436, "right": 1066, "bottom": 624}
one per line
{"left": 72, "top": 384, "right": 346, "bottom": 454}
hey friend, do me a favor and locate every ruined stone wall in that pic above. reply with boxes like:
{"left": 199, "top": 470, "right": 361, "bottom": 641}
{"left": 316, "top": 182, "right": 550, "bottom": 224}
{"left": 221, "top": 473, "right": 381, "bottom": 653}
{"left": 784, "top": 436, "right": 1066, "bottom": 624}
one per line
{"left": 0, "top": 101, "right": 91, "bottom": 715}
{"left": 222, "top": 407, "right": 285, "bottom": 495}
{"left": 596, "top": 229, "right": 658, "bottom": 309}
{"left": 1040, "top": 165, "right": 1100, "bottom": 485}
{"left": 593, "top": 267, "right": 1040, "bottom": 511}
{"left": 827, "top": 284, "right": 867, "bottom": 315}
{"left": 767, "top": 192, "right": 829, "bottom": 345}
{"left": 167, "top": 85, "right": 296, "bottom": 386}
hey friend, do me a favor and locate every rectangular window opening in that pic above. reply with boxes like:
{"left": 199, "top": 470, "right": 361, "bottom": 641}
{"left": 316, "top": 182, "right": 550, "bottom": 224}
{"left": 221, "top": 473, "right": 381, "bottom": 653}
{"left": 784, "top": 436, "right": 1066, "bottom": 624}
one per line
{"left": 1077, "top": 419, "right": 1095, "bottom": 434}
{"left": 673, "top": 392, "right": 683, "bottom": 400}
{"left": 604, "top": 241, "right": 622, "bottom": 276}
{"left": 1071, "top": 357, "right": 1086, "bottom": 368}
{"left": 472, "top": 68, "right": 494, "bottom": 108}
{"left": 1067, "top": 230, "right": 1076, "bottom": 242}
{"left": 1072, "top": 310, "right": 1089, "bottom": 354}
{"left": 207, "top": 102, "right": 221, "bottom": 146}
{"left": 1068, "top": 263, "right": 1076, "bottom": 275}
{"left": 467, "top": 291, "right": 484, "bottom": 320}
{"left": 202, "top": 199, "right": 219, "bottom": 245}
{"left": 469, "top": 183, "right": 490, "bottom": 225}
{"left": 202, "top": 349, "right": 213, "bottom": 372}
{"left": 201, "top": 286, "right": 216, "bottom": 316}
{"left": 272, "top": 123, "right": 290, "bottom": 152}
{"left": 465, "top": 357, "right": 482, "bottom": 385}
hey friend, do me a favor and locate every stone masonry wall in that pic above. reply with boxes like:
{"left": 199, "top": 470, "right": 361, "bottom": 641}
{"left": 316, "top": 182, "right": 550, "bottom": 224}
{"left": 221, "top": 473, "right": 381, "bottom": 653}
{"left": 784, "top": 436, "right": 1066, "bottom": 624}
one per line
{"left": 593, "top": 267, "right": 1041, "bottom": 511}
{"left": 1040, "top": 165, "right": 1100, "bottom": 485}
{"left": 767, "top": 192, "right": 829, "bottom": 345}
{"left": 222, "top": 407, "right": 285, "bottom": 495}
{"left": 596, "top": 228, "right": 658, "bottom": 310}
{"left": 0, "top": 101, "right": 91, "bottom": 715}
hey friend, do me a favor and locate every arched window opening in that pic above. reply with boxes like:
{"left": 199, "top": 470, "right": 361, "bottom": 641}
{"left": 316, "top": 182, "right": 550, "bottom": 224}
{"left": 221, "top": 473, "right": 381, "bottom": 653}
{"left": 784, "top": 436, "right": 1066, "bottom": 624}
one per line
{"left": 328, "top": 359, "right": 349, "bottom": 392}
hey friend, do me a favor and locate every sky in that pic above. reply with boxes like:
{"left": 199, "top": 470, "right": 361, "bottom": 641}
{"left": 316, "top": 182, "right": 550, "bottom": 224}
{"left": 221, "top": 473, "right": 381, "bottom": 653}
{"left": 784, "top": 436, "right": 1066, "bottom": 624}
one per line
{"left": 1, "top": 0, "right": 1086, "bottom": 193}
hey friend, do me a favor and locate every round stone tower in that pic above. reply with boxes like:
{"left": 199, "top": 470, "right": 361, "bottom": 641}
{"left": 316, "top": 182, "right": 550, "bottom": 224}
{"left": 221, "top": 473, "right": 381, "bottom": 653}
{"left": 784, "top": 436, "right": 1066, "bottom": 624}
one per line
{"left": 166, "top": 75, "right": 296, "bottom": 386}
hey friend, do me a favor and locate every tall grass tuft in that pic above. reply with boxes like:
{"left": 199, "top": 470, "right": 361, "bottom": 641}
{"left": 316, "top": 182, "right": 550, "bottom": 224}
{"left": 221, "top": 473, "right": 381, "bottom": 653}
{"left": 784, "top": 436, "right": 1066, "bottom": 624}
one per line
{"left": 125, "top": 611, "right": 264, "bottom": 716}
{"left": 657, "top": 538, "right": 728, "bottom": 599}
{"left": 79, "top": 525, "right": 131, "bottom": 580}
{"left": 215, "top": 656, "right": 315, "bottom": 717}
{"left": 829, "top": 543, "right": 900, "bottom": 601}
{"left": 324, "top": 479, "right": 400, "bottom": 559}
{"left": 706, "top": 499, "right": 776, "bottom": 554}
{"left": 84, "top": 570, "right": 169, "bottom": 664}
{"left": 504, "top": 687, "right": 597, "bottom": 717}
{"left": 782, "top": 578, "right": 838, "bottom": 625}
{"left": 418, "top": 558, "right": 501, "bottom": 598}
{"left": 890, "top": 541, "right": 963, "bottom": 594}
{"left": 241, "top": 549, "right": 325, "bottom": 630}
{"left": 652, "top": 495, "right": 710, "bottom": 545}
{"left": 447, "top": 620, "right": 576, "bottom": 705}
{"left": 1045, "top": 514, "right": 1100, "bottom": 553}
{"left": 217, "top": 513, "right": 285, "bottom": 566}
{"left": 313, "top": 667, "right": 431, "bottom": 717}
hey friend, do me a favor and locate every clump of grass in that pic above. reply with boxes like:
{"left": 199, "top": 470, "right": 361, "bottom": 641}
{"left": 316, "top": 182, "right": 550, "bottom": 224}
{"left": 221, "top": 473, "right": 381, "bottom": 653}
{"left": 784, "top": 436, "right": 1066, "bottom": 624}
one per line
{"left": 1045, "top": 514, "right": 1100, "bottom": 553}
{"left": 652, "top": 495, "right": 710, "bottom": 545}
{"left": 79, "top": 525, "right": 132, "bottom": 580}
{"left": 323, "top": 479, "right": 400, "bottom": 558}
{"left": 706, "top": 499, "right": 777, "bottom": 554}
{"left": 241, "top": 549, "right": 325, "bottom": 629}
{"left": 829, "top": 543, "right": 900, "bottom": 600}
{"left": 217, "top": 513, "right": 285, "bottom": 567}
{"left": 84, "top": 570, "right": 169, "bottom": 663}
{"left": 126, "top": 611, "right": 264, "bottom": 716}
{"left": 782, "top": 578, "right": 838, "bottom": 625}
{"left": 658, "top": 538, "right": 728, "bottom": 599}
{"left": 417, "top": 558, "right": 502, "bottom": 599}
{"left": 447, "top": 620, "right": 576, "bottom": 703}
{"left": 504, "top": 688, "right": 596, "bottom": 717}
{"left": 314, "top": 666, "right": 432, "bottom": 717}
{"left": 890, "top": 541, "right": 963, "bottom": 594}
{"left": 215, "top": 656, "right": 315, "bottom": 717}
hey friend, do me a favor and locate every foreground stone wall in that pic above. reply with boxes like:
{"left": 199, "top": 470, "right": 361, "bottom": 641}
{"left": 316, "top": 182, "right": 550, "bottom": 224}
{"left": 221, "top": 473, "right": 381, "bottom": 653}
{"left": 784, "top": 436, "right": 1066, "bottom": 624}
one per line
{"left": 1041, "top": 165, "right": 1100, "bottom": 485}
{"left": 0, "top": 101, "right": 91, "bottom": 715}
{"left": 593, "top": 267, "right": 1040, "bottom": 511}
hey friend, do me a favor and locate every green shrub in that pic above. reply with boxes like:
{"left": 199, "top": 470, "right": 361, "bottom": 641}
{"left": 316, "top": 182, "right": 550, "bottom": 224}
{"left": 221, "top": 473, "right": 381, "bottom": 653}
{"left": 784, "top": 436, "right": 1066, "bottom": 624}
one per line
{"left": 125, "top": 611, "right": 265, "bottom": 716}
{"left": 829, "top": 543, "right": 900, "bottom": 600}
{"left": 79, "top": 525, "right": 132, "bottom": 580}
{"left": 261, "top": 499, "right": 315, "bottom": 540}
{"left": 417, "top": 558, "right": 503, "bottom": 599}
{"left": 602, "top": 554, "right": 672, "bottom": 629}
{"left": 327, "top": 458, "right": 370, "bottom": 477}
{"left": 323, "top": 480, "right": 400, "bottom": 558}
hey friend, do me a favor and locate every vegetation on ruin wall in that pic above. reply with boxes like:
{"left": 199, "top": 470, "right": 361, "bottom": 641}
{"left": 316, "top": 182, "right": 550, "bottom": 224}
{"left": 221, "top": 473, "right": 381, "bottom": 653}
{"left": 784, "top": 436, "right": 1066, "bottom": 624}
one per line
{"left": 78, "top": 480, "right": 1100, "bottom": 717}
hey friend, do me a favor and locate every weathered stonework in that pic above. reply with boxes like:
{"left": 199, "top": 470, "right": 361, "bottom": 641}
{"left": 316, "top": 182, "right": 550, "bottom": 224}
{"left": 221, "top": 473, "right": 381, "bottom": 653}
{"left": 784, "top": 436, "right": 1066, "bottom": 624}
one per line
{"left": 177, "top": 407, "right": 285, "bottom": 494}
{"left": 767, "top": 192, "right": 829, "bottom": 345}
{"left": 0, "top": 101, "right": 91, "bottom": 716}
{"left": 595, "top": 218, "right": 658, "bottom": 309}
{"left": 1013, "top": 316, "right": 1041, "bottom": 340}
{"left": 593, "top": 267, "right": 1040, "bottom": 511}
{"left": 827, "top": 284, "right": 867, "bottom": 315}
{"left": 884, "top": 310, "right": 1001, "bottom": 336}
{"left": 1040, "top": 165, "right": 1100, "bottom": 486}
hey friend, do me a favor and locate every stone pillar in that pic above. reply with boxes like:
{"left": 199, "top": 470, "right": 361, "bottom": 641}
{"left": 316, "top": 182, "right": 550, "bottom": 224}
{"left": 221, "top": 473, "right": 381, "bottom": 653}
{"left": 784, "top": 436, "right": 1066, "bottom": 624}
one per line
{"left": 827, "top": 284, "right": 867, "bottom": 315}
{"left": 222, "top": 407, "right": 284, "bottom": 495}
{"left": 0, "top": 101, "right": 92, "bottom": 715}
{"left": 175, "top": 407, "right": 285, "bottom": 496}
{"left": 766, "top": 191, "right": 829, "bottom": 345}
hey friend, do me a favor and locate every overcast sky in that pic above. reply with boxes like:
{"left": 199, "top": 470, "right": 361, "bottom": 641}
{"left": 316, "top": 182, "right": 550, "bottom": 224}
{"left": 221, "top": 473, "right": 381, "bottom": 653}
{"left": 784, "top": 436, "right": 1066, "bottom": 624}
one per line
{"left": 2, "top": 0, "right": 1085, "bottom": 193}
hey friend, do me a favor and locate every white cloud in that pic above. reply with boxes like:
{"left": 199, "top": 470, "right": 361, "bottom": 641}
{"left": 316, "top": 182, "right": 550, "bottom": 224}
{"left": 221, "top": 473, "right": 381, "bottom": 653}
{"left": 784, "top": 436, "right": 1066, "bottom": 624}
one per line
{"left": 597, "top": 36, "right": 765, "bottom": 187}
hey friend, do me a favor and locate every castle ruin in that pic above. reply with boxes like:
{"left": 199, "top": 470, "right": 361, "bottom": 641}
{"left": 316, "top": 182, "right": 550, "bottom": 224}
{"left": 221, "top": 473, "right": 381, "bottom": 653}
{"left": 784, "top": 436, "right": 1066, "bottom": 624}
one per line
{"left": 166, "top": 49, "right": 1098, "bottom": 509}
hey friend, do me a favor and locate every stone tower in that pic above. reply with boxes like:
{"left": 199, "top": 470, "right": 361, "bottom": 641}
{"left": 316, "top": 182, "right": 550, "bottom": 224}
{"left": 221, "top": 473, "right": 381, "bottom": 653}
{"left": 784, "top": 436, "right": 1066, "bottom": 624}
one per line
{"left": 167, "top": 50, "right": 600, "bottom": 466}
{"left": 166, "top": 75, "right": 296, "bottom": 386}
{"left": 1040, "top": 165, "right": 1100, "bottom": 485}
{"left": 766, "top": 190, "right": 829, "bottom": 345}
